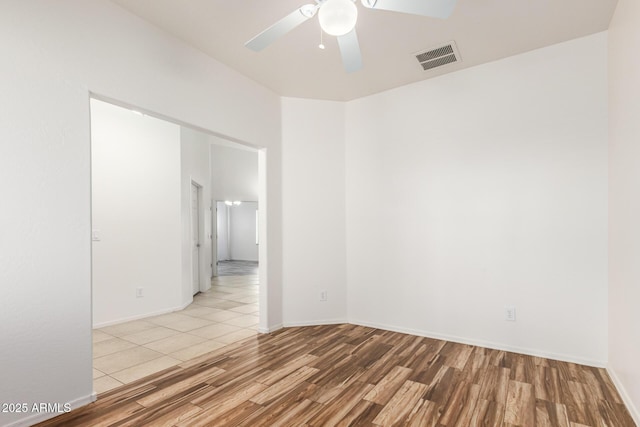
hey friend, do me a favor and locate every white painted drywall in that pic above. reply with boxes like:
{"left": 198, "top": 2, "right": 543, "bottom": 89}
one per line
{"left": 210, "top": 142, "right": 259, "bottom": 202}
{"left": 0, "top": 1, "right": 281, "bottom": 425}
{"left": 180, "top": 127, "right": 212, "bottom": 303}
{"left": 91, "top": 99, "right": 181, "bottom": 327}
{"left": 229, "top": 202, "right": 259, "bottom": 261}
{"left": 281, "top": 98, "right": 348, "bottom": 325}
{"left": 216, "top": 201, "right": 231, "bottom": 261}
{"left": 608, "top": 0, "right": 640, "bottom": 421}
{"left": 1, "top": 1, "right": 629, "bottom": 426}
{"left": 345, "top": 33, "right": 608, "bottom": 365}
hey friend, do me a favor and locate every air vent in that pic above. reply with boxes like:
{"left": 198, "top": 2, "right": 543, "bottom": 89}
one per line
{"left": 414, "top": 41, "right": 461, "bottom": 72}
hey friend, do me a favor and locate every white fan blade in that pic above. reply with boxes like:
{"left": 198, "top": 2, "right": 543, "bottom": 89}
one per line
{"left": 337, "top": 29, "right": 362, "bottom": 73}
{"left": 360, "top": 0, "right": 457, "bottom": 19}
{"left": 245, "top": 5, "right": 317, "bottom": 51}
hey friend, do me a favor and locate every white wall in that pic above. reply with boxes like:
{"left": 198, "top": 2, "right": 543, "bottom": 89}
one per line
{"left": 181, "top": 127, "right": 212, "bottom": 302}
{"left": 210, "top": 142, "right": 259, "bottom": 202}
{"left": 229, "top": 202, "right": 259, "bottom": 261}
{"left": 1, "top": 1, "right": 630, "bottom": 425}
{"left": 345, "top": 33, "right": 609, "bottom": 365}
{"left": 281, "top": 98, "right": 348, "bottom": 326}
{"left": 216, "top": 201, "right": 231, "bottom": 261}
{"left": 93, "top": 107, "right": 213, "bottom": 326}
{"left": 608, "top": 0, "right": 640, "bottom": 421}
{"left": 91, "top": 99, "right": 181, "bottom": 327}
{"left": 0, "top": 1, "right": 281, "bottom": 425}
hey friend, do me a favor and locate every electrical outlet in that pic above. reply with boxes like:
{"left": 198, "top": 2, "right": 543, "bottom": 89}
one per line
{"left": 505, "top": 306, "right": 516, "bottom": 321}
{"left": 136, "top": 287, "right": 144, "bottom": 298}
{"left": 320, "top": 290, "right": 327, "bottom": 302}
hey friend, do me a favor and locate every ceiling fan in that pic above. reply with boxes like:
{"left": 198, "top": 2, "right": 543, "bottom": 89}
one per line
{"left": 245, "top": 0, "right": 457, "bottom": 73}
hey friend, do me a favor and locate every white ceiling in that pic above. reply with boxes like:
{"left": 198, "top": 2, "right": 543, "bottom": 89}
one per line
{"left": 111, "top": 0, "right": 617, "bottom": 101}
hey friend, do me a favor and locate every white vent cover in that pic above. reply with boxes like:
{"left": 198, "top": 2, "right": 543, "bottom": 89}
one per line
{"left": 414, "top": 41, "right": 461, "bottom": 71}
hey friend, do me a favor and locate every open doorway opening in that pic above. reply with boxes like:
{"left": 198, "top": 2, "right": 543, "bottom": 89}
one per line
{"left": 191, "top": 181, "right": 202, "bottom": 296}
{"left": 203, "top": 142, "right": 261, "bottom": 335}
{"left": 90, "top": 97, "right": 264, "bottom": 394}
{"left": 216, "top": 201, "right": 259, "bottom": 276}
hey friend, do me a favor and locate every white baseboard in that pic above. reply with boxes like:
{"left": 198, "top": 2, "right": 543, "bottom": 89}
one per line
{"left": 283, "top": 318, "right": 348, "bottom": 328}
{"left": 258, "top": 323, "right": 283, "bottom": 334}
{"left": 607, "top": 365, "right": 640, "bottom": 425}
{"left": 93, "top": 304, "right": 191, "bottom": 329}
{"left": 348, "top": 319, "right": 607, "bottom": 368}
{"left": 257, "top": 319, "right": 347, "bottom": 334}
{"left": 3, "top": 392, "right": 96, "bottom": 427}
{"left": 258, "top": 319, "right": 349, "bottom": 334}
{"left": 177, "top": 299, "right": 193, "bottom": 311}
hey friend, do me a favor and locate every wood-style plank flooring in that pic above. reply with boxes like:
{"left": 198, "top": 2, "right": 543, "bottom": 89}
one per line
{"left": 37, "top": 324, "right": 636, "bottom": 426}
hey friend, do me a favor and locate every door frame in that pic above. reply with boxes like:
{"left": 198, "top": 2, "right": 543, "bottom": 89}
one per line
{"left": 190, "top": 180, "right": 203, "bottom": 295}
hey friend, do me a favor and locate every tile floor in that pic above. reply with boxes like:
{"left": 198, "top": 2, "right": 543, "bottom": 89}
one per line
{"left": 92, "top": 274, "right": 259, "bottom": 393}
{"left": 216, "top": 260, "right": 258, "bottom": 276}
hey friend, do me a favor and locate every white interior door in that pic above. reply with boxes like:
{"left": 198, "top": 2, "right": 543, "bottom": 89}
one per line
{"left": 191, "top": 183, "right": 200, "bottom": 295}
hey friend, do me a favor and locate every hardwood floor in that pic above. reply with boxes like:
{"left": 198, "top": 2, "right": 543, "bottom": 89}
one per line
{"left": 37, "top": 324, "right": 635, "bottom": 427}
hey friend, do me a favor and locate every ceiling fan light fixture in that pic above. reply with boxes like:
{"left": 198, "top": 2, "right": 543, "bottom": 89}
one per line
{"left": 319, "top": 0, "right": 358, "bottom": 36}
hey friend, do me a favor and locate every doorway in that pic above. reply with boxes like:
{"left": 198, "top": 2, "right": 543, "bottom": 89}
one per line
{"left": 215, "top": 200, "right": 259, "bottom": 275}
{"left": 191, "top": 181, "right": 202, "bottom": 296}
{"left": 90, "top": 97, "right": 266, "bottom": 395}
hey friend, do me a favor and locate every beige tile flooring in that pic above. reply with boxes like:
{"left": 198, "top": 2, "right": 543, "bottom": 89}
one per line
{"left": 92, "top": 274, "right": 259, "bottom": 393}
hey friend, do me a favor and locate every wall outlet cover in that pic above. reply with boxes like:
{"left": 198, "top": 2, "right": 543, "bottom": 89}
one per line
{"left": 505, "top": 306, "right": 516, "bottom": 321}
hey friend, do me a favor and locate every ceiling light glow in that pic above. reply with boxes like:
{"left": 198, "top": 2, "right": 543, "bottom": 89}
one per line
{"left": 319, "top": 0, "right": 358, "bottom": 36}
